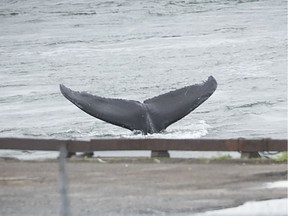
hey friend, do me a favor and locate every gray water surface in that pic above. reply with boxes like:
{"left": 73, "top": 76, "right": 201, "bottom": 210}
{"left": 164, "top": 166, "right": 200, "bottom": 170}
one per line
{"left": 0, "top": 0, "right": 287, "bottom": 158}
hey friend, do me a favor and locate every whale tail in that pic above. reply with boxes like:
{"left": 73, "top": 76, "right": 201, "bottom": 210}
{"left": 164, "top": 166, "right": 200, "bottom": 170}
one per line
{"left": 60, "top": 76, "right": 217, "bottom": 134}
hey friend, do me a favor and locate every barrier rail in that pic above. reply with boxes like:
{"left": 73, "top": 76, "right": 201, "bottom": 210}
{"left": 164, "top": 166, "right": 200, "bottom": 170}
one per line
{"left": 0, "top": 138, "right": 286, "bottom": 152}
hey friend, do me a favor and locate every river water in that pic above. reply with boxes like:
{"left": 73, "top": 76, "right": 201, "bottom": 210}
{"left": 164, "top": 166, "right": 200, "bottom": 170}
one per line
{"left": 0, "top": 0, "right": 287, "bottom": 158}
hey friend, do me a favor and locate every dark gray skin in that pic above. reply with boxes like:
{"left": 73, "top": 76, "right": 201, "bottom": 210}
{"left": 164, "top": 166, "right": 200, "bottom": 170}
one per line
{"left": 59, "top": 76, "right": 217, "bottom": 135}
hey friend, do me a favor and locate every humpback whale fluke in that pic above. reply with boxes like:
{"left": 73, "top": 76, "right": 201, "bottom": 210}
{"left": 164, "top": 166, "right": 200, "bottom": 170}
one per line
{"left": 60, "top": 76, "right": 217, "bottom": 134}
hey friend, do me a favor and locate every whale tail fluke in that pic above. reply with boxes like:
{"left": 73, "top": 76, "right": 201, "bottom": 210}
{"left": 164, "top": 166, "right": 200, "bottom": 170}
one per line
{"left": 60, "top": 76, "right": 217, "bottom": 134}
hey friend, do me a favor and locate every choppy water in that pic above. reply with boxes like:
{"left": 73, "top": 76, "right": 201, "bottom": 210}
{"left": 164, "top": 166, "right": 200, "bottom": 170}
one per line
{"left": 0, "top": 0, "right": 287, "bottom": 158}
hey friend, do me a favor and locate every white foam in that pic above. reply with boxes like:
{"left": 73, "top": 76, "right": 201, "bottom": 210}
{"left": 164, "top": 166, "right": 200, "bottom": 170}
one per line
{"left": 265, "top": 181, "right": 288, "bottom": 189}
{"left": 195, "top": 198, "right": 288, "bottom": 216}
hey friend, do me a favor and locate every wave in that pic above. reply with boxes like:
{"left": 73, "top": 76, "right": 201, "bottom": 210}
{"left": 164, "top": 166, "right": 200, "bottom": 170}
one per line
{"left": 109, "top": 120, "right": 210, "bottom": 139}
{"left": 16, "top": 120, "right": 211, "bottom": 140}
{"left": 0, "top": 84, "right": 27, "bottom": 88}
{"left": 0, "top": 12, "right": 19, "bottom": 17}
{"left": 46, "top": 40, "right": 91, "bottom": 46}
{"left": 48, "top": 11, "right": 97, "bottom": 16}
{"left": 226, "top": 101, "right": 274, "bottom": 110}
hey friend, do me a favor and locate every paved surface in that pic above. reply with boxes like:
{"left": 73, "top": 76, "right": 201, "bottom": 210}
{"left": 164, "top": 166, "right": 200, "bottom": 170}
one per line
{"left": 0, "top": 158, "right": 287, "bottom": 216}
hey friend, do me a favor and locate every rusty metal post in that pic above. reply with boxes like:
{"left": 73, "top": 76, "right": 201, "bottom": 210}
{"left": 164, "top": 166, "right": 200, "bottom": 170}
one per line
{"left": 65, "top": 140, "right": 76, "bottom": 158}
{"left": 240, "top": 138, "right": 263, "bottom": 159}
{"left": 241, "top": 151, "right": 261, "bottom": 159}
{"left": 151, "top": 150, "right": 170, "bottom": 158}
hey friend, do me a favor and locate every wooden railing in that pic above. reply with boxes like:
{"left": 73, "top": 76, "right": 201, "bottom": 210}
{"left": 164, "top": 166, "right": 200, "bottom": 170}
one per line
{"left": 0, "top": 138, "right": 286, "bottom": 152}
